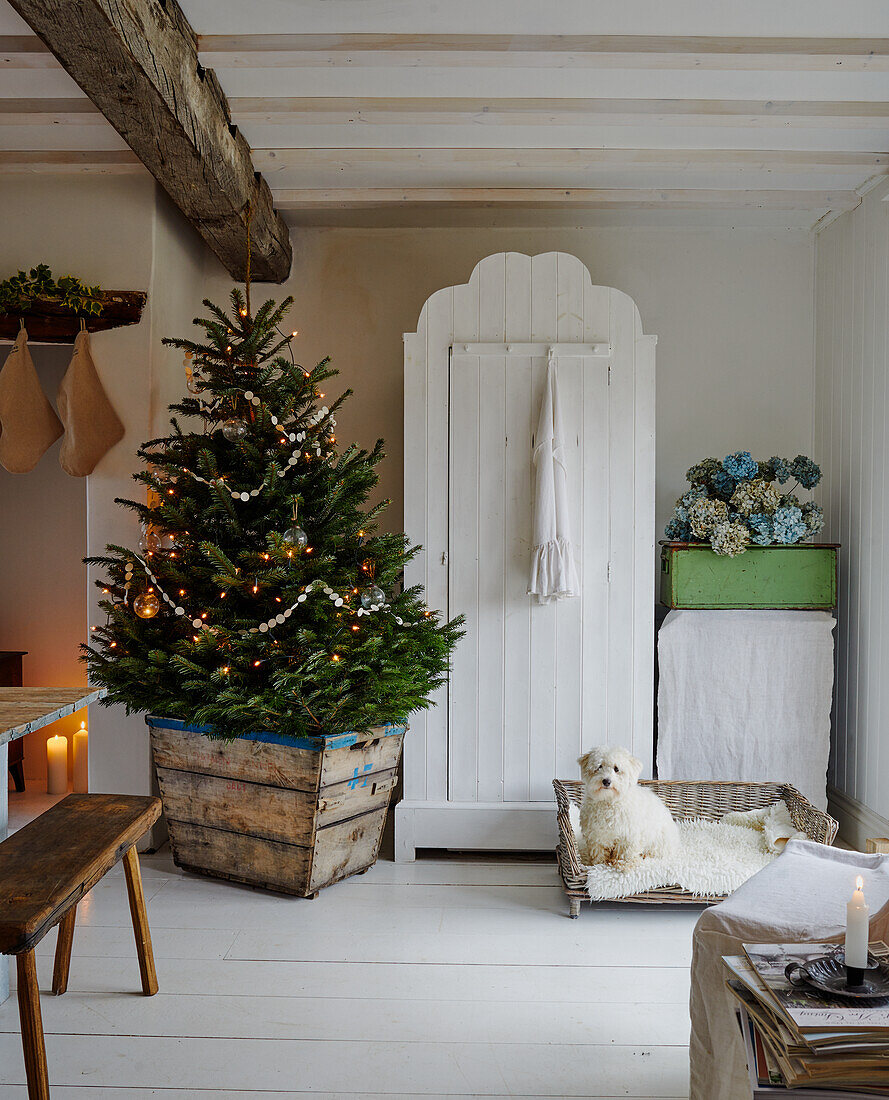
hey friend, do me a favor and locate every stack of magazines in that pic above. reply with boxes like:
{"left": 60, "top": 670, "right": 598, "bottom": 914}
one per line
{"left": 722, "top": 942, "right": 889, "bottom": 1097}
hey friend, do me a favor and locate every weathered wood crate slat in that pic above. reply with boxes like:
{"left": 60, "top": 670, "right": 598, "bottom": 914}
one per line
{"left": 148, "top": 717, "right": 406, "bottom": 897}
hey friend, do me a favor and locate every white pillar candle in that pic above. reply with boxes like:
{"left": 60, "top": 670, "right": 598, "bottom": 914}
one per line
{"left": 72, "top": 721, "right": 88, "bottom": 794}
{"left": 845, "top": 875, "right": 870, "bottom": 970}
{"left": 46, "top": 734, "right": 68, "bottom": 795}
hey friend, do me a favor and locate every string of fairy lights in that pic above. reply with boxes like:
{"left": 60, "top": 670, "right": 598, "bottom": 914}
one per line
{"left": 133, "top": 552, "right": 407, "bottom": 634}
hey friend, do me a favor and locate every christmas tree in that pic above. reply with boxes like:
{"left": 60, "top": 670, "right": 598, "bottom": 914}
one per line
{"left": 85, "top": 287, "right": 462, "bottom": 741}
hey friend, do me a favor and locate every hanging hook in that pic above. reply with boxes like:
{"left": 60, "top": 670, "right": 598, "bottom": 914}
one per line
{"left": 80, "top": 317, "right": 86, "bottom": 332}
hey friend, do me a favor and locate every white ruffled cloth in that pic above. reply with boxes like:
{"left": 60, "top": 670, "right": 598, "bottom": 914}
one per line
{"left": 690, "top": 840, "right": 889, "bottom": 1100}
{"left": 527, "top": 352, "right": 580, "bottom": 603}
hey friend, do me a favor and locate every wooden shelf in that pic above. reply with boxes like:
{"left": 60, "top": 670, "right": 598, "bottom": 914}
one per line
{"left": 0, "top": 290, "right": 147, "bottom": 343}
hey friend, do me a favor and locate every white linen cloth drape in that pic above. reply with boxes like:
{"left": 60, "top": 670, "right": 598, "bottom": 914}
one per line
{"left": 528, "top": 352, "right": 580, "bottom": 602}
{"left": 657, "top": 610, "right": 835, "bottom": 810}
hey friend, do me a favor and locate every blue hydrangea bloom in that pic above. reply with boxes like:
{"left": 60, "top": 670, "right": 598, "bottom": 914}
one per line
{"left": 711, "top": 469, "right": 736, "bottom": 500}
{"left": 767, "top": 456, "right": 792, "bottom": 483}
{"left": 789, "top": 454, "right": 822, "bottom": 490}
{"left": 772, "top": 505, "right": 807, "bottom": 544}
{"left": 665, "top": 513, "right": 690, "bottom": 541}
{"left": 748, "top": 513, "right": 774, "bottom": 545}
{"left": 723, "top": 451, "right": 758, "bottom": 481}
{"left": 678, "top": 485, "right": 707, "bottom": 509}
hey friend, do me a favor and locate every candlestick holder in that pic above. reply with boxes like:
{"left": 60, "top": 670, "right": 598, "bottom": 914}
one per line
{"left": 785, "top": 948, "right": 889, "bottom": 1000}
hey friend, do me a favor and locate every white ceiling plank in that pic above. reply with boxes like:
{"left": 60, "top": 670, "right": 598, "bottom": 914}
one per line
{"left": 0, "top": 125, "right": 130, "bottom": 150}
{"left": 247, "top": 125, "right": 889, "bottom": 154}
{"left": 236, "top": 147, "right": 889, "bottom": 191}
{"left": 0, "top": 67, "right": 87, "bottom": 97}
{"left": 175, "top": 1, "right": 889, "bottom": 39}
{"left": 211, "top": 65, "right": 889, "bottom": 102}
{"left": 199, "top": 34, "right": 889, "bottom": 73}
{"left": 0, "top": 97, "right": 100, "bottom": 123}
{"left": 278, "top": 205, "right": 827, "bottom": 230}
{"left": 0, "top": 150, "right": 142, "bottom": 171}
{"left": 229, "top": 97, "right": 889, "bottom": 128}
{"left": 246, "top": 147, "right": 889, "bottom": 170}
{"left": 269, "top": 186, "right": 860, "bottom": 211}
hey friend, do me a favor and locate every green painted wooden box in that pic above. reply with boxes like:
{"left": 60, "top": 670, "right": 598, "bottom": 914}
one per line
{"left": 659, "top": 542, "right": 839, "bottom": 610}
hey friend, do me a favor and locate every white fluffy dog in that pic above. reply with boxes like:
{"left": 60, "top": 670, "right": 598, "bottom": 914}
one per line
{"left": 577, "top": 746, "right": 679, "bottom": 870}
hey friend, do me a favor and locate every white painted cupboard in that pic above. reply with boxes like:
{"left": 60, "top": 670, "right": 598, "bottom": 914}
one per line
{"left": 395, "top": 252, "right": 656, "bottom": 859}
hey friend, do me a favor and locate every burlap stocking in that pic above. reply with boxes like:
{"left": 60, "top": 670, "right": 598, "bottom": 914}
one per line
{"left": 57, "top": 329, "right": 124, "bottom": 476}
{"left": 0, "top": 324, "right": 63, "bottom": 473}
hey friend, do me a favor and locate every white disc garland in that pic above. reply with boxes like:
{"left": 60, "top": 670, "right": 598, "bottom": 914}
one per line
{"left": 132, "top": 555, "right": 407, "bottom": 636}
{"left": 174, "top": 389, "right": 336, "bottom": 500}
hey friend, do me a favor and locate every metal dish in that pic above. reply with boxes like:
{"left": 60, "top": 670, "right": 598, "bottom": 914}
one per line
{"left": 785, "top": 950, "right": 889, "bottom": 1000}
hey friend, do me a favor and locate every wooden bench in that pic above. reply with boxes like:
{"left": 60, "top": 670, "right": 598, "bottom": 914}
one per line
{"left": 0, "top": 794, "right": 162, "bottom": 1099}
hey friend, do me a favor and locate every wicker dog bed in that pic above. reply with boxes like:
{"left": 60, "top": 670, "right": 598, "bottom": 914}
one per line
{"left": 554, "top": 778, "right": 838, "bottom": 917}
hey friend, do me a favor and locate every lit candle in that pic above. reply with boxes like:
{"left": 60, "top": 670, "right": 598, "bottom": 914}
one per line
{"left": 845, "top": 875, "right": 870, "bottom": 983}
{"left": 73, "top": 721, "right": 89, "bottom": 794}
{"left": 46, "top": 734, "right": 68, "bottom": 795}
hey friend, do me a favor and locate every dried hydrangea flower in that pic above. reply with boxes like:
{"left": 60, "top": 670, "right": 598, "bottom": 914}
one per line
{"left": 747, "top": 512, "right": 774, "bottom": 545}
{"left": 772, "top": 504, "right": 807, "bottom": 544}
{"left": 688, "top": 497, "right": 729, "bottom": 538}
{"left": 686, "top": 457, "right": 721, "bottom": 485}
{"left": 730, "top": 477, "right": 782, "bottom": 516}
{"left": 766, "top": 456, "right": 792, "bottom": 483}
{"left": 789, "top": 455, "right": 822, "bottom": 490}
{"left": 801, "top": 500, "right": 824, "bottom": 535}
{"left": 710, "top": 519, "right": 750, "bottom": 557}
{"left": 722, "top": 451, "right": 758, "bottom": 481}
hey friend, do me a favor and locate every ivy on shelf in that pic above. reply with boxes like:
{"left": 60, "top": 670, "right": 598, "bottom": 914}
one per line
{"left": 0, "top": 264, "right": 104, "bottom": 317}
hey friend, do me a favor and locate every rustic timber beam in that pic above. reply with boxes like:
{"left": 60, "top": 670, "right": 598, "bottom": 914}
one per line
{"left": 5, "top": 0, "right": 291, "bottom": 283}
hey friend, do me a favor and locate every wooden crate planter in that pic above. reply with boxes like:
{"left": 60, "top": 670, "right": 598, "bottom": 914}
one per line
{"left": 660, "top": 541, "right": 839, "bottom": 610}
{"left": 147, "top": 716, "right": 406, "bottom": 897}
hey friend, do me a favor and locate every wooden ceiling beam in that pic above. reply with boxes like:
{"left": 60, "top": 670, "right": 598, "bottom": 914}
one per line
{"left": 198, "top": 34, "right": 889, "bottom": 72}
{"left": 5, "top": 1, "right": 291, "bottom": 282}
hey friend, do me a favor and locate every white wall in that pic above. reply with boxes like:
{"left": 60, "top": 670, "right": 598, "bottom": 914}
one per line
{"left": 814, "top": 181, "right": 889, "bottom": 848}
{"left": 0, "top": 346, "right": 87, "bottom": 782}
{"left": 0, "top": 174, "right": 206, "bottom": 823}
{"left": 204, "top": 225, "right": 816, "bottom": 536}
{"left": 0, "top": 187, "right": 817, "bottom": 810}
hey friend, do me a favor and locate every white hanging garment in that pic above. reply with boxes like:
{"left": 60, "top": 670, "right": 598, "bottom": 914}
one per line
{"left": 528, "top": 351, "right": 580, "bottom": 602}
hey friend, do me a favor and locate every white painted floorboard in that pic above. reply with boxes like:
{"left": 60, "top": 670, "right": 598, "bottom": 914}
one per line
{"left": 0, "top": 853, "right": 699, "bottom": 1098}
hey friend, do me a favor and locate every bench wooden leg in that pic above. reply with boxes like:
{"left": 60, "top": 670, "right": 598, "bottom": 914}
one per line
{"left": 17, "top": 949, "right": 50, "bottom": 1100}
{"left": 52, "top": 907, "right": 76, "bottom": 995}
{"left": 9, "top": 759, "right": 25, "bottom": 793}
{"left": 123, "top": 845, "right": 158, "bottom": 996}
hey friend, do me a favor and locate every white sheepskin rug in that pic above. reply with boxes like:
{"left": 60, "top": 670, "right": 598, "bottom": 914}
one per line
{"left": 569, "top": 801, "right": 805, "bottom": 901}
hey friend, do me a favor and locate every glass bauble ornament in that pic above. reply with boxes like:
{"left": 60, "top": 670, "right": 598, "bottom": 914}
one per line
{"left": 221, "top": 417, "right": 248, "bottom": 442}
{"left": 186, "top": 373, "right": 202, "bottom": 395}
{"left": 138, "top": 526, "right": 160, "bottom": 553}
{"left": 133, "top": 590, "right": 161, "bottom": 619}
{"left": 155, "top": 530, "right": 177, "bottom": 553}
{"left": 282, "top": 525, "right": 308, "bottom": 551}
{"left": 360, "top": 585, "right": 386, "bottom": 609}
